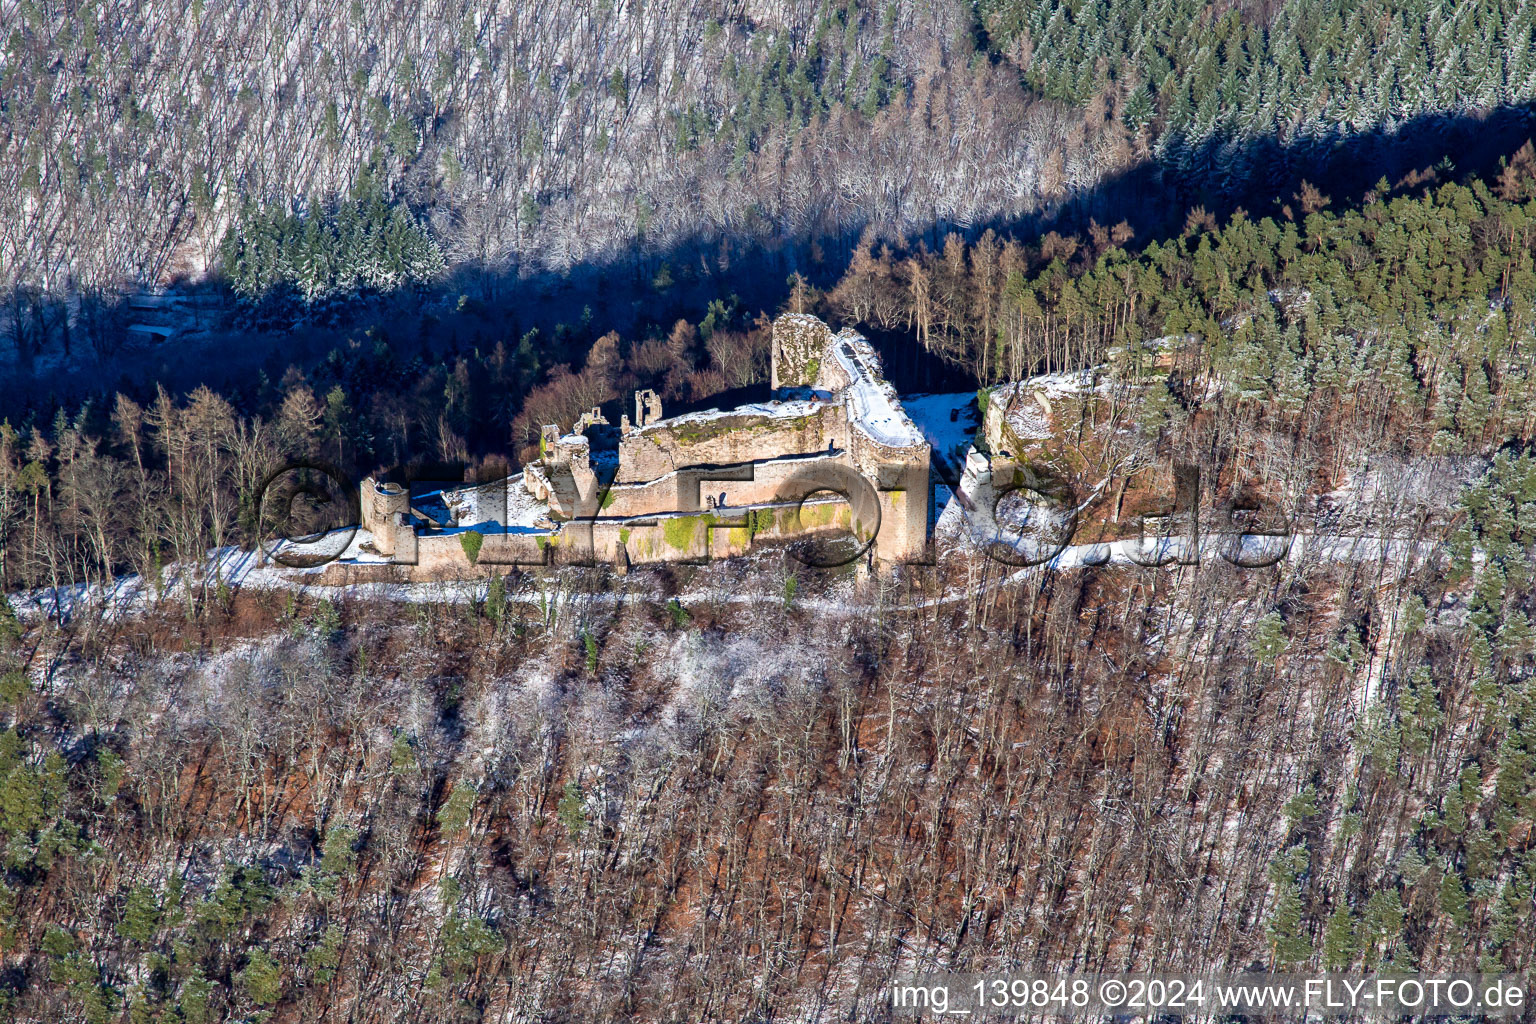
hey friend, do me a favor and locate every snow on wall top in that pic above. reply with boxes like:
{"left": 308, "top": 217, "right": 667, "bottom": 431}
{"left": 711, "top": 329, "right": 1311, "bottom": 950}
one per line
{"left": 831, "top": 331, "right": 926, "bottom": 450}
{"left": 637, "top": 316, "right": 920, "bottom": 453}
{"left": 646, "top": 398, "right": 828, "bottom": 431}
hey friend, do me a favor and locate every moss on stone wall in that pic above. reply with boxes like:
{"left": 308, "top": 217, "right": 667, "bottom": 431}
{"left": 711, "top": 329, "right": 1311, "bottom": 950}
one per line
{"left": 799, "top": 502, "right": 838, "bottom": 529}
{"left": 662, "top": 512, "right": 717, "bottom": 551}
{"left": 788, "top": 501, "right": 857, "bottom": 536}
{"left": 670, "top": 420, "right": 740, "bottom": 446}
{"left": 669, "top": 412, "right": 816, "bottom": 447}
{"left": 774, "top": 315, "right": 832, "bottom": 387}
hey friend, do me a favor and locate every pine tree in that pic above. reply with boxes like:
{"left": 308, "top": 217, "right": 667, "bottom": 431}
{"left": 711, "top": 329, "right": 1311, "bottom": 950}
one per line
{"left": 1266, "top": 845, "right": 1314, "bottom": 967}
{"left": 238, "top": 948, "right": 282, "bottom": 1007}
{"left": 1457, "top": 361, "right": 1493, "bottom": 442}
{"left": 116, "top": 886, "right": 160, "bottom": 945}
{"left": 1322, "top": 903, "right": 1358, "bottom": 969}
{"left": 1251, "top": 611, "right": 1289, "bottom": 667}
{"left": 1361, "top": 889, "right": 1404, "bottom": 967}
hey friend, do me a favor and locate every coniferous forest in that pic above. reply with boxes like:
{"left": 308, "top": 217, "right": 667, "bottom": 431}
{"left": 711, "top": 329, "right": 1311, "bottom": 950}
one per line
{"left": 6, "top": 1, "right": 1536, "bottom": 1022}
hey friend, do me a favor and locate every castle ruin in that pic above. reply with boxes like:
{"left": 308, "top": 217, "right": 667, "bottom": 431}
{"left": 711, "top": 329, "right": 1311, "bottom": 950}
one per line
{"left": 359, "top": 313, "right": 930, "bottom": 573}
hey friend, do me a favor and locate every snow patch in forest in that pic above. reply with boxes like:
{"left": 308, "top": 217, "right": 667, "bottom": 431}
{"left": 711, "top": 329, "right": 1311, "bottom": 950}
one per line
{"left": 657, "top": 630, "right": 821, "bottom": 746}
{"left": 1327, "top": 455, "right": 1487, "bottom": 513}
{"left": 983, "top": 369, "right": 1102, "bottom": 445}
{"left": 463, "top": 656, "right": 562, "bottom": 771}
{"left": 990, "top": 383, "right": 1053, "bottom": 440}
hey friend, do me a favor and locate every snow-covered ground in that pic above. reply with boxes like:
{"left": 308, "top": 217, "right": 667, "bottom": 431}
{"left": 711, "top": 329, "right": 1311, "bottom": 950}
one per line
{"left": 931, "top": 441, "right": 1442, "bottom": 572}
{"left": 433, "top": 474, "right": 551, "bottom": 534}
{"left": 984, "top": 369, "right": 1105, "bottom": 445}
{"left": 5, "top": 511, "right": 1449, "bottom": 629}
{"left": 898, "top": 392, "right": 980, "bottom": 467}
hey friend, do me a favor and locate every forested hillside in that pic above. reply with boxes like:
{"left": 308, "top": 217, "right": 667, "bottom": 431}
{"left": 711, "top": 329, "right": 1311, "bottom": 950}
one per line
{"left": 987, "top": 0, "right": 1536, "bottom": 182}
{"left": 5, "top": 0, "right": 1536, "bottom": 354}
{"left": 1, "top": 0, "right": 1094, "bottom": 324}
{"left": 829, "top": 142, "right": 1536, "bottom": 426}
{"left": 5, "top": 514, "right": 1535, "bottom": 1022}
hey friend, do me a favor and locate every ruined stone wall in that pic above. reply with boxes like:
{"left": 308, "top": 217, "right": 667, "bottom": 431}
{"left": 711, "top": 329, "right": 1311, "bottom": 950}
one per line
{"left": 827, "top": 330, "right": 932, "bottom": 563}
{"left": 414, "top": 530, "right": 550, "bottom": 570}
{"left": 414, "top": 533, "right": 474, "bottom": 571}
{"left": 772, "top": 313, "right": 835, "bottom": 389}
{"left": 600, "top": 453, "right": 847, "bottom": 518}
{"left": 814, "top": 331, "right": 857, "bottom": 392}
{"left": 360, "top": 478, "right": 406, "bottom": 534}
{"left": 847, "top": 433, "right": 930, "bottom": 563}
{"left": 348, "top": 313, "right": 932, "bottom": 575}
{"left": 360, "top": 478, "right": 411, "bottom": 558}
{"left": 616, "top": 403, "right": 845, "bottom": 484}
{"left": 602, "top": 497, "right": 854, "bottom": 564}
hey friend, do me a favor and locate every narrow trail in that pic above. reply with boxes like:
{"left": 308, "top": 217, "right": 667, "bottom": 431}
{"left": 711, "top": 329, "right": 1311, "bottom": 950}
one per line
{"left": 6, "top": 530, "right": 1447, "bottom": 626}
